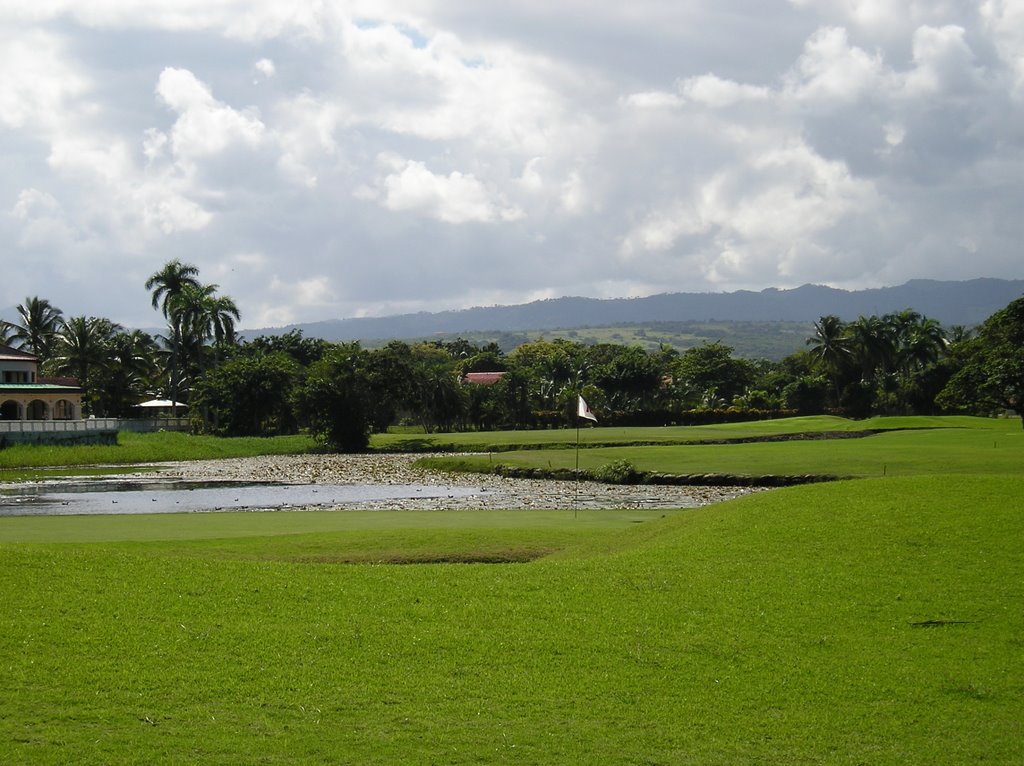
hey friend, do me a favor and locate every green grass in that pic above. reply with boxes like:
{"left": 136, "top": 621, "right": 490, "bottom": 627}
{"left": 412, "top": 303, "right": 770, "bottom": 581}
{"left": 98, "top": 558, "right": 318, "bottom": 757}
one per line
{"left": 373, "top": 414, "right": 1016, "bottom": 452}
{"left": 1, "top": 417, "right": 1013, "bottom": 477}
{"left": 1, "top": 475, "right": 1021, "bottom": 763}
{"left": 424, "top": 422, "right": 1024, "bottom": 480}
{"left": 0, "top": 431, "right": 316, "bottom": 475}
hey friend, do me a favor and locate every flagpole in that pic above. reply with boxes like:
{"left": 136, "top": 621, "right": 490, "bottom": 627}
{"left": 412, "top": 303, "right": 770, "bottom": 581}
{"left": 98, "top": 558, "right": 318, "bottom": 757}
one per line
{"left": 574, "top": 395, "right": 596, "bottom": 519}
{"left": 574, "top": 414, "right": 580, "bottom": 519}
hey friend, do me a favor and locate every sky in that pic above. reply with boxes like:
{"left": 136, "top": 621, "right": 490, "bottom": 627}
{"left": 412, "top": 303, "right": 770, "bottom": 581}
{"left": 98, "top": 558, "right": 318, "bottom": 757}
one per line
{"left": 2, "top": 1, "right": 1023, "bottom": 331}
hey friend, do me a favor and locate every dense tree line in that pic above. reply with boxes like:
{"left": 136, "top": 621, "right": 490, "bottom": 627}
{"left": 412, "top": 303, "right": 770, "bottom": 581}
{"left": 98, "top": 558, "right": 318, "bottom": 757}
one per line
{"left": 4, "top": 264, "right": 1023, "bottom": 449}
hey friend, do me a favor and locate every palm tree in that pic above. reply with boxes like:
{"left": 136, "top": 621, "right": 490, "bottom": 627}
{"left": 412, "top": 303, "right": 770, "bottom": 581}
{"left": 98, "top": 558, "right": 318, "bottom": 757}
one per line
{"left": 145, "top": 260, "right": 202, "bottom": 317}
{"left": 901, "top": 316, "right": 947, "bottom": 373}
{"left": 51, "top": 316, "right": 121, "bottom": 414}
{"left": 12, "top": 296, "right": 64, "bottom": 360}
{"left": 806, "top": 315, "right": 852, "bottom": 407}
{"left": 206, "top": 294, "right": 240, "bottom": 350}
{"left": 0, "top": 320, "right": 16, "bottom": 347}
{"left": 172, "top": 284, "right": 240, "bottom": 352}
{"left": 145, "top": 261, "right": 202, "bottom": 413}
{"left": 846, "top": 315, "right": 897, "bottom": 380}
{"left": 98, "top": 330, "right": 160, "bottom": 416}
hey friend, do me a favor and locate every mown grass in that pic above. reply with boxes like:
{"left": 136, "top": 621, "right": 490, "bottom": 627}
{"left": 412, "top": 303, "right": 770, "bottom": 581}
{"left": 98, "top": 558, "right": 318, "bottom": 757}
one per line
{"left": 0, "top": 431, "right": 316, "bottom": 478}
{"left": 424, "top": 422, "right": 1024, "bottom": 480}
{"left": 1, "top": 475, "right": 1021, "bottom": 763}
{"left": 373, "top": 414, "right": 1015, "bottom": 452}
{"left": 0, "top": 416, "right": 1013, "bottom": 480}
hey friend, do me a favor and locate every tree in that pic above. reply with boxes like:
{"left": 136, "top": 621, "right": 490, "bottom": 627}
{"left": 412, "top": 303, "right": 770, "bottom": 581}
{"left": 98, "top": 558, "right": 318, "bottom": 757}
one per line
{"left": 590, "top": 345, "right": 662, "bottom": 414}
{"left": 244, "top": 330, "right": 330, "bottom": 366}
{"left": 806, "top": 315, "right": 852, "bottom": 408}
{"left": 145, "top": 260, "right": 202, "bottom": 317}
{"left": 192, "top": 352, "right": 299, "bottom": 436}
{"left": 12, "top": 296, "right": 64, "bottom": 360}
{"left": 674, "top": 342, "right": 754, "bottom": 405}
{"left": 846, "top": 315, "right": 897, "bottom": 380}
{"left": 0, "top": 320, "right": 15, "bottom": 346}
{"left": 293, "top": 344, "right": 373, "bottom": 451}
{"left": 146, "top": 261, "right": 202, "bottom": 411}
{"left": 937, "top": 296, "right": 1024, "bottom": 427}
{"left": 94, "top": 330, "right": 160, "bottom": 417}
{"left": 50, "top": 316, "right": 121, "bottom": 415}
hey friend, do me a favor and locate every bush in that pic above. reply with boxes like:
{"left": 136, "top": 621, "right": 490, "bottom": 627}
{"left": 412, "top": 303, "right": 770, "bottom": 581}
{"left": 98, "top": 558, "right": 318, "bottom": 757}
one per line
{"left": 592, "top": 459, "right": 642, "bottom": 484}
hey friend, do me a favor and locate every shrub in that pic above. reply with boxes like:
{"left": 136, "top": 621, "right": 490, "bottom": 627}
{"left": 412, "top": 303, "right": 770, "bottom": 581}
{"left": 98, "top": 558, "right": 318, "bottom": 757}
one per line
{"left": 592, "top": 459, "right": 642, "bottom": 484}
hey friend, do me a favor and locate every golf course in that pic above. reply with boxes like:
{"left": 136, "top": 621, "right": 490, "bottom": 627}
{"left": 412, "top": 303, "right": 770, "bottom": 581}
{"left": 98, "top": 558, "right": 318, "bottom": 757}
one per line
{"left": 1, "top": 416, "right": 1021, "bottom": 764}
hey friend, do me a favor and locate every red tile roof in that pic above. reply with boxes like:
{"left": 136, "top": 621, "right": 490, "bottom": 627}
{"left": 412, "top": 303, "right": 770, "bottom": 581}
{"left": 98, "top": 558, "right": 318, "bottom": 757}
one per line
{"left": 462, "top": 371, "right": 506, "bottom": 385}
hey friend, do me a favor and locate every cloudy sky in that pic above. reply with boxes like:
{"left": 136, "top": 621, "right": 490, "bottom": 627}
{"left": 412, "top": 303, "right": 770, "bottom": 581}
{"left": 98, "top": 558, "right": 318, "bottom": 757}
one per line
{"left": 2, "top": 1, "right": 1023, "bottom": 330}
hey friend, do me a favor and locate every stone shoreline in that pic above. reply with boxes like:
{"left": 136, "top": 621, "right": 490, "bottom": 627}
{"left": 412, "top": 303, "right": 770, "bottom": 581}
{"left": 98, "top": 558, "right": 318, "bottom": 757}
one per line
{"left": 147, "top": 453, "right": 765, "bottom": 511}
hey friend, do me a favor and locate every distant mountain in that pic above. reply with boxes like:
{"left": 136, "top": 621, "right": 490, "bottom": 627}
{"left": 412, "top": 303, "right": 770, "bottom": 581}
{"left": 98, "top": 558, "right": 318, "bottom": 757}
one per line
{"left": 244, "top": 279, "right": 1024, "bottom": 342}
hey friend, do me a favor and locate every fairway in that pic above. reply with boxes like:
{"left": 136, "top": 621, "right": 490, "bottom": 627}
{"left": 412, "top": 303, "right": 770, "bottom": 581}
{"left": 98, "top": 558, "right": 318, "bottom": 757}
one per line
{"left": 1, "top": 417, "right": 1022, "bottom": 763}
{"left": 430, "top": 423, "right": 1024, "bottom": 480}
{"left": 2, "top": 474, "right": 1022, "bottom": 763}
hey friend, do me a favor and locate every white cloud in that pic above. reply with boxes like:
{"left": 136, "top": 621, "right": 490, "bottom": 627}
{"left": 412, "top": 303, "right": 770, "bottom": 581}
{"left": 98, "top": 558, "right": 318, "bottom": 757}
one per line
{"left": 784, "top": 26, "right": 886, "bottom": 104}
{"left": 367, "top": 157, "right": 524, "bottom": 224}
{"left": 254, "top": 57, "right": 276, "bottom": 78}
{"left": 680, "top": 74, "right": 771, "bottom": 107}
{"left": 621, "top": 90, "right": 684, "bottom": 110}
{"left": 903, "top": 25, "right": 981, "bottom": 97}
{"left": 156, "top": 67, "right": 265, "bottom": 159}
{"left": 1, "top": 1, "right": 333, "bottom": 41}
{"left": 982, "top": 0, "right": 1024, "bottom": 92}
{"left": 0, "top": 28, "right": 91, "bottom": 132}
{"left": 622, "top": 139, "right": 879, "bottom": 286}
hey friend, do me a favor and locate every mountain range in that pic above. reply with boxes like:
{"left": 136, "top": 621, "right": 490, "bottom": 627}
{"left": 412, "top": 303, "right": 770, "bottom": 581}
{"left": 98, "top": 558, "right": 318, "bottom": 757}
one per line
{"left": 3, "top": 278, "right": 1022, "bottom": 345}
{"left": 244, "top": 278, "right": 1024, "bottom": 342}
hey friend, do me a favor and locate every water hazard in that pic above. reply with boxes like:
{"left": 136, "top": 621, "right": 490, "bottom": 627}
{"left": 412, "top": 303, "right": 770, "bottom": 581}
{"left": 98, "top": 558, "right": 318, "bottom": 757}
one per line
{"left": 0, "top": 478, "right": 480, "bottom": 517}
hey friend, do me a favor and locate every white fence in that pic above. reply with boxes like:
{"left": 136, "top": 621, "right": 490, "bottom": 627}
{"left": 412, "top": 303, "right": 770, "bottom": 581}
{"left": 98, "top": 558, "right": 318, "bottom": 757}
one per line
{"left": 0, "top": 417, "right": 190, "bottom": 434}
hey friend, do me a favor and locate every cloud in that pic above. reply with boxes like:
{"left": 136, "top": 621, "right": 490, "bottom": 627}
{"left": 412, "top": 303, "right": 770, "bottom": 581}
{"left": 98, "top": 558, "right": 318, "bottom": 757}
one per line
{"left": 0, "top": 28, "right": 91, "bottom": 132}
{"left": 784, "top": 26, "right": 886, "bottom": 104}
{"left": 254, "top": 58, "right": 276, "bottom": 78}
{"left": 155, "top": 67, "right": 265, "bottom": 159}
{"left": 0, "top": 2, "right": 1022, "bottom": 329}
{"left": 981, "top": 0, "right": 1024, "bottom": 92}
{"left": 680, "top": 74, "right": 772, "bottom": 107}
{"left": 363, "top": 156, "right": 524, "bottom": 224}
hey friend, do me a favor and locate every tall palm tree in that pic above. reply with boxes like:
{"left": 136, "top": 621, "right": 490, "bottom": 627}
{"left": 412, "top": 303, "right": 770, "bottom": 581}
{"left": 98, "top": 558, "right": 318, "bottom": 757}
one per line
{"left": 12, "top": 296, "right": 64, "bottom": 360}
{"left": 145, "top": 260, "right": 202, "bottom": 318}
{"left": 806, "top": 315, "right": 852, "bottom": 406}
{"left": 145, "top": 260, "right": 202, "bottom": 413}
{"left": 205, "top": 293, "right": 240, "bottom": 350}
{"left": 169, "top": 283, "right": 241, "bottom": 355}
{"left": 162, "top": 280, "right": 241, "bottom": 427}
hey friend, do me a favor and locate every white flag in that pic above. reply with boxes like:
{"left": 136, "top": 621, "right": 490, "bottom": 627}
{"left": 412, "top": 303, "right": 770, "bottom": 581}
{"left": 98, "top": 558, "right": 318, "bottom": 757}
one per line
{"left": 577, "top": 395, "right": 598, "bottom": 422}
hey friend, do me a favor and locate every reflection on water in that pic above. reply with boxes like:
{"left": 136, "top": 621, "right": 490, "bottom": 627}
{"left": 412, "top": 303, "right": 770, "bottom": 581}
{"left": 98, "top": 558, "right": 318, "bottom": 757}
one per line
{"left": 0, "top": 478, "right": 478, "bottom": 516}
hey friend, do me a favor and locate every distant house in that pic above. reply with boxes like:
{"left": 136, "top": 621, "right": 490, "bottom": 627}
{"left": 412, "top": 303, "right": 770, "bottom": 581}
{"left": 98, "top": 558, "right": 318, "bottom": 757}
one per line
{"left": 461, "top": 371, "right": 506, "bottom": 385}
{"left": 0, "top": 345, "right": 83, "bottom": 421}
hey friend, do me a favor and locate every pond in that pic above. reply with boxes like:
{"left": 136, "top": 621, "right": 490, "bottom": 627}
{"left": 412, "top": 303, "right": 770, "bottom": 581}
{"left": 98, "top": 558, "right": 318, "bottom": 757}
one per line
{"left": 0, "top": 478, "right": 480, "bottom": 517}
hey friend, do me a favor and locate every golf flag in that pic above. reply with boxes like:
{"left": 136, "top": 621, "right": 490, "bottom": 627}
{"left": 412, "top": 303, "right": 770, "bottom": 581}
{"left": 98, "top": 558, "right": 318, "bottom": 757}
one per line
{"left": 577, "top": 395, "right": 598, "bottom": 423}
